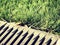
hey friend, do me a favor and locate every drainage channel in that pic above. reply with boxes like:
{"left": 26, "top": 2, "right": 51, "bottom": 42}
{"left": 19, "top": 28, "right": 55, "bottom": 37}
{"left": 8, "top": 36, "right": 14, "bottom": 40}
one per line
{"left": 0, "top": 21, "right": 60, "bottom": 45}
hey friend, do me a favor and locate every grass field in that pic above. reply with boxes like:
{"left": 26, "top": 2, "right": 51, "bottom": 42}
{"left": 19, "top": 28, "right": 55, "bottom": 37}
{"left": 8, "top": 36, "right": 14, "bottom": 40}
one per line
{"left": 0, "top": 0, "right": 60, "bottom": 35}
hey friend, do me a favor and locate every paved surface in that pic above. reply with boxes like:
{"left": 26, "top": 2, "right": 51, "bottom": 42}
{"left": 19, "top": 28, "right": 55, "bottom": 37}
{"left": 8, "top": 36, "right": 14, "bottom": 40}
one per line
{"left": 0, "top": 21, "right": 60, "bottom": 45}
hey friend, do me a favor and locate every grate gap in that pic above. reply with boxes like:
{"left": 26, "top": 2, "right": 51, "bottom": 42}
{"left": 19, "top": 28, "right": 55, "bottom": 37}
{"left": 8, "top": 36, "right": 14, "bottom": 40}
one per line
{"left": 24, "top": 33, "right": 34, "bottom": 45}
{"left": 17, "top": 31, "right": 28, "bottom": 45}
{"left": 53, "top": 40, "right": 57, "bottom": 45}
{"left": 39, "top": 36, "right": 45, "bottom": 45}
{"left": 0, "top": 28, "right": 13, "bottom": 43}
{"left": 0, "top": 23, "right": 7, "bottom": 30}
{"left": 46, "top": 38, "right": 52, "bottom": 45}
{"left": 3, "top": 29, "right": 18, "bottom": 45}
{"left": 31, "top": 35, "right": 39, "bottom": 45}
{"left": 10, "top": 30, "right": 23, "bottom": 45}
{"left": 0, "top": 26, "right": 9, "bottom": 36}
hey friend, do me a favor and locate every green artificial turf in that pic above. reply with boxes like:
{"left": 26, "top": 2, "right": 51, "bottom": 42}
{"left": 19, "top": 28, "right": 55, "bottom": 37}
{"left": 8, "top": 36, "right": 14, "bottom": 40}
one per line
{"left": 0, "top": 0, "right": 60, "bottom": 35}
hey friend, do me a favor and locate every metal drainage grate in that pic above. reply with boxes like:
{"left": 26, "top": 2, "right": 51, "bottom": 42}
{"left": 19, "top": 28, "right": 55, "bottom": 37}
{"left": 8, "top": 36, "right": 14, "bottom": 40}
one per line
{"left": 0, "top": 21, "right": 60, "bottom": 45}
